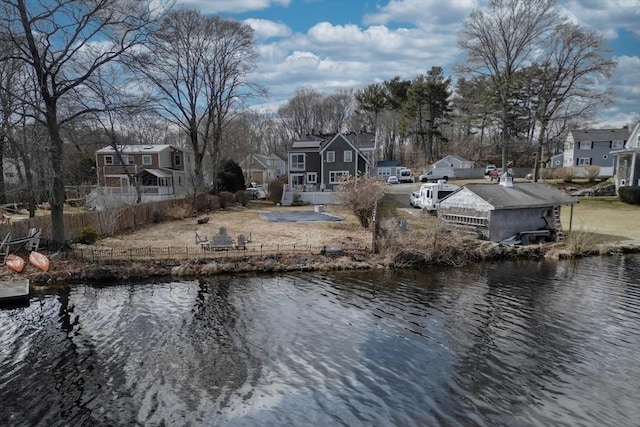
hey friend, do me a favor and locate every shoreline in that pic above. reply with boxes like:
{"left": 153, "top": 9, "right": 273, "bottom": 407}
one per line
{"left": 16, "top": 239, "right": 640, "bottom": 286}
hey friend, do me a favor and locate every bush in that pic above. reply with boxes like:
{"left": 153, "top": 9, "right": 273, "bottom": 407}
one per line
{"left": 291, "top": 192, "right": 307, "bottom": 206}
{"left": 166, "top": 205, "right": 189, "bottom": 220}
{"left": 78, "top": 226, "right": 99, "bottom": 244}
{"left": 268, "top": 180, "right": 284, "bottom": 204}
{"left": 335, "top": 175, "right": 385, "bottom": 229}
{"left": 618, "top": 186, "right": 640, "bottom": 205}
{"left": 555, "top": 167, "right": 576, "bottom": 182}
{"left": 235, "top": 190, "right": 249, "bottom": 207}
{"left": 151, "top": 209, "right": 162, "bottom": 223}
{"left": 218, "top": 191, "right": 234, "bottom": 208}
{"left": 539, "top": 167, "right": 553, "bottom": 179}
{"left": 584, "top": 165, "right": 600, "bottom": 182}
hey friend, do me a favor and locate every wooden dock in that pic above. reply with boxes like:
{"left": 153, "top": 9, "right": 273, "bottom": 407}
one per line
{"left": 0, "top": 279, "right": 29, "bottom": 306}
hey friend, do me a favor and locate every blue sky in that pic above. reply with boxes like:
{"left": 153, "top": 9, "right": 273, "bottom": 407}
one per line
{"left": 176, "top": 0, "right": 640, "bottom": 127}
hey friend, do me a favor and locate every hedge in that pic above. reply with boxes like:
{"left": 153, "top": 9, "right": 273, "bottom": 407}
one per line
{"left": 618, "top": 186, "right": 640, "bottom": 205}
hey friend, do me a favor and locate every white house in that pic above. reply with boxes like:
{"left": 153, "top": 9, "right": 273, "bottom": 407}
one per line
{"left": 612, "top": 121, "right": 640, "bottom": 189}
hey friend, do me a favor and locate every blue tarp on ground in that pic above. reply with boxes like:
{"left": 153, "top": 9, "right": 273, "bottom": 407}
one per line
{"left": 260, "top": 211, "right": 343, "bottom": 223}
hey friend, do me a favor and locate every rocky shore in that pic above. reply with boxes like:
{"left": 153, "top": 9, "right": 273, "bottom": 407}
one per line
{"left": 17, "top": 239, "right": 640, "bottom": 286}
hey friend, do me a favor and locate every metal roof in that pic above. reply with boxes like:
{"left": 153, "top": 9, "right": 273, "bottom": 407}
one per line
{"left": 136, "top": 168, "right": 172, "bottom": 178}
{"left": 464, "top": 183, "right": 578, "bottom": 209}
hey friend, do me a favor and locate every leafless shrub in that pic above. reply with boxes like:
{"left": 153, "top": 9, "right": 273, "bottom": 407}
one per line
{"left": 378, "top": 218, "right": 484, "bottom": 267}
{"left": 218, "top": 191, "right": 234, "bottom": 208}
{"left": 540, "top": 167, "right": 554, "bottom": 179}
{"left": 546, "top": 230, "right": 619, "bottom": 259}
{"left": 584, "top": 165, "right": 600, "bottom": 182}
{"left": 335, "top": 175, "right": 386, "bottom": 229}
{"left": 554, "top": 167, "right": 576, "bottom": 182}
{"left": 166, "top": 205, "right": 189, "bottom": 220}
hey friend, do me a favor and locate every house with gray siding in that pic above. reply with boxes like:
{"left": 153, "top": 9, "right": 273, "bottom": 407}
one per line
{"left": 93, "top": 144, "right": 193, "bottom": 203}
{"left": 562, "top": 127, "right": 630, "bottom": 176}
{"left": 433, "top": 155, "right": 474, "bottom": 169}
{"left": 287, "top": 132, "right": 374, "bottom": 191}
{"left": 438, "top": 175, "right": 578, "bottom": 242}
{"left": 612, "top": 121, "right": 640, "bottom": 189}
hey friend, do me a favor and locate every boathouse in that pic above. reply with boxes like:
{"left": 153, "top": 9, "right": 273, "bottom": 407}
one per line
{"left": 438, "top": 172, "right": 578, "bottom": 243}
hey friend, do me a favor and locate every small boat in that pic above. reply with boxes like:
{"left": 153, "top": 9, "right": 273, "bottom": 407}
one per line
{"left": 29, "top": 251, "right": 49, "bottom": 272}
{"left": 5, "top": 254, "right": 25, "bottom": 273}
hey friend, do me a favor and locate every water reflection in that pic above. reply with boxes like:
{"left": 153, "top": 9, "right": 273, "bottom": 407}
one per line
{"left": 0, "top": 256, "right": 638, "bottom": 426}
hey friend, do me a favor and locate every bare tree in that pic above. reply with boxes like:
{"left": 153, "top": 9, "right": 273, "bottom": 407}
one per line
{"left": 531, "top": 22, "right": 616, "bottom": 180}
{"left": 458, "top": 0, "right": 560, "bottom": 170}
{"left": 278, "top": 87, "right": 326, "bottom": 138}
{"left": 0, "top": 0, "right": 165, "bottom": 248}
{"left": 133, "top": 9, "right": 262, "bottom": 194}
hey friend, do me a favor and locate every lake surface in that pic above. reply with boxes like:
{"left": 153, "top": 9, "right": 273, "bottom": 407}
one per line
{"left": 1, "top": 255, "right": 639, "bottom": 426}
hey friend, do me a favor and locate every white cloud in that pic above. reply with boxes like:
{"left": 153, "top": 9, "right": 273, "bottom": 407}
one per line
{"left": 560, "top": 0, "right": 640, "bottom": 38}
{"left": 243, "top": 18, "right": 291, "bottom": 39}
{"left": 611, "top": 55, "right": 640, "bottom": 103}
{"left": 176, "top": 0, "right": 290, "bottom": 14}
{"left": 172, "top": 0, "right": 638, "bottom": 122}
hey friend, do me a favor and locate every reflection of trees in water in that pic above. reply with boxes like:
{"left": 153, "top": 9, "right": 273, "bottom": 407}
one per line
{"left": 451, "top": 260, "right": 581, "bottom": 415}
{"left": 0, "top": 285, "right": 127, "bottom": 426}
{"left": 184, "top": 277, "right": 262, "bottom": 410}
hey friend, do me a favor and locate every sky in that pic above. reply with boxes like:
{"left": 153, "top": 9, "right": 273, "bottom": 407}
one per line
{"left": 175, "top": 0, "right": 640, "bottom": 128}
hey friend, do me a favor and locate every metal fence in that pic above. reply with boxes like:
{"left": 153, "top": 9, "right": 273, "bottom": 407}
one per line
{"left": 67, "top": 243, "right": 370, "bottom": 263}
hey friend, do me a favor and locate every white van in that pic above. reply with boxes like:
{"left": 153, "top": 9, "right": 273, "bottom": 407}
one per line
{"left": 398, "top": 168, "right": 414, "bottom": 183}
{"left": 418, "top": 167, "right": 455, "bottom": 182}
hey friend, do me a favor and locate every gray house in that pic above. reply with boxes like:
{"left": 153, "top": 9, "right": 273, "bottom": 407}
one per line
{"left": 438, "top": 175, "right": 578, "bottom": 242}
{"left": 287, "top": 132, "right": 373, "bottom": 191}
{"left": 562, "top": 127, "right": 630, "bottom": 176}
{"left": 433, "top": 155, "right": 474, "bottom": 169}
{"left": 612, "top": 121, "right": 640, "bottom": 189}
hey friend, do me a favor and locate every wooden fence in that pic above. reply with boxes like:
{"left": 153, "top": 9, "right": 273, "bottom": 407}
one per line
{"left": 66, "top": 243, "right": 369, "bottom": 263}
{"left": 0, "top": 194, "right": 213, "bottom": 246}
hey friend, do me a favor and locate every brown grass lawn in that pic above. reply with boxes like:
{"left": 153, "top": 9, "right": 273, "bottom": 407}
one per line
{"left": 89, "top": 201, "right": 374, "bottom": 250}
{"left": 84, "top": 191, "right": 639, "bottom": 253}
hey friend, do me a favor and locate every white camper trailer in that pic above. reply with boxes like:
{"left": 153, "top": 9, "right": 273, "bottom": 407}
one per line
{"left": 418, "top": 180, "right": 460, "bottom": 212}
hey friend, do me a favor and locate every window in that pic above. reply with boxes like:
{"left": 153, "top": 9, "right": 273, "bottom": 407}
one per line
{"left": 344, "top": 150, "right": 353, "bottom": 162}
{"left": 143, "top": 155, "right": 152, "bottom": 165}
{"left": 326, "top": 151, "right": 335, "bottom": 163}
{"left": 122, "top": 155, "right": 134, "bottom": 165}
{"left": 104, "top": 155, "right": 113, "bottom": 165}
{"left": 174, "top": 155, "right": 181, "bottom": 166}
{"left": 611, "top": 140, "right": 624, "bottom": 149}
{"left": 290, "top": 153, "right": 305, "bottom": 170}
{"left": 577, "top": 157, "right": 591, "bottom": 166}
{"left": 329, "top": 171, "right": 349, "bottom": 184}
{"left": 579, "top": 141, "right": 592, "bottom": 150}
{"left": 307, "top": 172, "right": 317, "bottom": 183}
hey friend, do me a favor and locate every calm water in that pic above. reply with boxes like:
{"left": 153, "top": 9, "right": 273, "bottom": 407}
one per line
{"left": 1, "top": 255, "right": 639, "bottom": 426}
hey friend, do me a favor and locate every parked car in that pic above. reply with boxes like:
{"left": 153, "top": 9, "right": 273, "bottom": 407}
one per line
{"left": 387, "top": 175, "right": 399, "bottom": 184}
{"left": 410, "top": 191, "right": 421, "bottom": 208}
{"left": 489, "top": 168, "right": 503, "bottom": 180}
{"left": 247, "top": 184, "right": 267, "bottom": 199}
{"left": 485, "top": 164, "right": 497, "bottom": 175}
